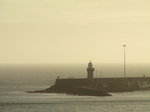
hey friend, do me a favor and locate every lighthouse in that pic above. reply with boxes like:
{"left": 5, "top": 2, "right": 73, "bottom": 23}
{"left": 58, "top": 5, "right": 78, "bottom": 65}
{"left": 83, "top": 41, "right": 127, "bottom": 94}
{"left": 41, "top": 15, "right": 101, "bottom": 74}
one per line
{"left": 87, "top": 62, "right": 95, "bottom": 79}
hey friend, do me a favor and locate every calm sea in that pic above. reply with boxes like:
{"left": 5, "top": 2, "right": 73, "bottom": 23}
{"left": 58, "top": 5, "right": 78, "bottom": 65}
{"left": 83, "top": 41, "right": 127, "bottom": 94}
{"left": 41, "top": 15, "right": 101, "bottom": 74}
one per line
{"left": 0, "top": 63, "right": 150, "bottom": 112}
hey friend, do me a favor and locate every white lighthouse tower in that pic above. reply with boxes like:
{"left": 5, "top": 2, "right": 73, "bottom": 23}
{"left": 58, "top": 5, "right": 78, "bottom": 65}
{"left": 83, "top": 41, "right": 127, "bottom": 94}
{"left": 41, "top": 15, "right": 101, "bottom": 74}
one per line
{"left": 87, "top": 62, "right": 95, "bottom": 79}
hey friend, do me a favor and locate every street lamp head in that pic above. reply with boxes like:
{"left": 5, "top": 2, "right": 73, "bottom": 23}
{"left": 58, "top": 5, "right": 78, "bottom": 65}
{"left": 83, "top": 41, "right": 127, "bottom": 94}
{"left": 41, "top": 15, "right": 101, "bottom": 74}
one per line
{"left": 123, "top": 45, "right": 126, "bottom": 47}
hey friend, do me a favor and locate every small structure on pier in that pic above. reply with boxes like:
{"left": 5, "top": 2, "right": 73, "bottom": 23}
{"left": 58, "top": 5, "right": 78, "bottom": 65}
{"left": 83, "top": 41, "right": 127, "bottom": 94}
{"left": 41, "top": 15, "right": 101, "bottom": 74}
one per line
{"left": 87, "top": 62, "right": 95, "bottom": 79}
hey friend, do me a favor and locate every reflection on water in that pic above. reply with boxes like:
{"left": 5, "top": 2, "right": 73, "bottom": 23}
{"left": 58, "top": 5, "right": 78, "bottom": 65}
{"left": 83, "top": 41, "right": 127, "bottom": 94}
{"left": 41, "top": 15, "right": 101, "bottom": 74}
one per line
{"left": 1, "top": 91, "right": 150, "bottom": 112}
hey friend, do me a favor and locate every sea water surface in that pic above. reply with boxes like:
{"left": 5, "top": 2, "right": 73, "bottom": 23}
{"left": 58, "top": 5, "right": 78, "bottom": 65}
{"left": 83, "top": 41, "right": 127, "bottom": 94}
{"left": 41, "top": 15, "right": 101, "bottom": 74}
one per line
{"left": 0, "top": 63, "right": 150, "bottom": 112}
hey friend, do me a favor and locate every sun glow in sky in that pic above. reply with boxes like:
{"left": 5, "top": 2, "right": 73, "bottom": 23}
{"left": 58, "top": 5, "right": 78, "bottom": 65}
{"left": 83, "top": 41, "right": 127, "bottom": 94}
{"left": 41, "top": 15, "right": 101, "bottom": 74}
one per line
{"left": 0, "top": 0, "right": 150, "bottom": 63}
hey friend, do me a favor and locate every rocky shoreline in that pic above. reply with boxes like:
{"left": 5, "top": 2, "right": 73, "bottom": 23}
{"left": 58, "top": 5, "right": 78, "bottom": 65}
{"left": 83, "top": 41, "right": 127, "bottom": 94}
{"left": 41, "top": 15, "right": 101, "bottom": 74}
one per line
{"left": 27, "top": 85, "right": 112, "bottom": 96}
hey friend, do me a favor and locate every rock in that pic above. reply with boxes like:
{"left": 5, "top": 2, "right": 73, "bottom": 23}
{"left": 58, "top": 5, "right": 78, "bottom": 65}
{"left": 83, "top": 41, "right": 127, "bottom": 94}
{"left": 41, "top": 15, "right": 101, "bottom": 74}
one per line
{"left": 27, "top": 85, "right": 111, "bottom": 96}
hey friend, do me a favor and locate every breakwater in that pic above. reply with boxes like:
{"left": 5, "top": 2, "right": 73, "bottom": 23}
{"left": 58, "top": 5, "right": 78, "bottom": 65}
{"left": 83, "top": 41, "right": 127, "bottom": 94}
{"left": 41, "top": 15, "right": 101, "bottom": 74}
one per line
{"left": 55, "top": 77, "right": 150, "bottom": 92}
{"left": 27, "top": 62, "right": 150, "bottom": 96}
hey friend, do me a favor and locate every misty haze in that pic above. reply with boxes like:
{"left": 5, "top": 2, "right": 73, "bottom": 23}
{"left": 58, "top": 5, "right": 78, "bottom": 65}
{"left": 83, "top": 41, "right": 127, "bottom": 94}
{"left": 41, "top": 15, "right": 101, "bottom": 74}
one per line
{"left": 1, "top": 0, "right": 150, "bottom": 112}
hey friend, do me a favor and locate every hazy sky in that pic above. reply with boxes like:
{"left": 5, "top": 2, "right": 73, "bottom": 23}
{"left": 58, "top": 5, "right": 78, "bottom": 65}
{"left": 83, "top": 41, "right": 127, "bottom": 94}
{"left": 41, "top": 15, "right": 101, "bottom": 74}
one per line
{"left": 0, "top": 0, "right": 150, "bottom": 63}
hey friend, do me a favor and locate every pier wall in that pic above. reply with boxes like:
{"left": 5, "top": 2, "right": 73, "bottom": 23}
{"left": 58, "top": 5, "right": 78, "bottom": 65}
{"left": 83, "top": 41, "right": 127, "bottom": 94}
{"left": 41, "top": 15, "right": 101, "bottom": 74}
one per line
{"left": 55, "top": 77, "right": 150, "bottom": 92}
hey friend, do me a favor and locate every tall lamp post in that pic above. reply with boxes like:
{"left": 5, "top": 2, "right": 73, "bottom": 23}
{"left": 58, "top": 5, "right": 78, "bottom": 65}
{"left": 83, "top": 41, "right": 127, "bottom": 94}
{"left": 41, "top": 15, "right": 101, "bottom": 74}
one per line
{"left": 123, "top": 45, "right": 126, "bottom": 78}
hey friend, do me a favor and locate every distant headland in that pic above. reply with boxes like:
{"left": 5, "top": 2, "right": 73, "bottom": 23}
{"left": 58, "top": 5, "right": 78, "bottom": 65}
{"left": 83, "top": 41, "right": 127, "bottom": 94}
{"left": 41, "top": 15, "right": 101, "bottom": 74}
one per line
{"left": 27, "top": 62, "right": 150, "bottom": 96}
